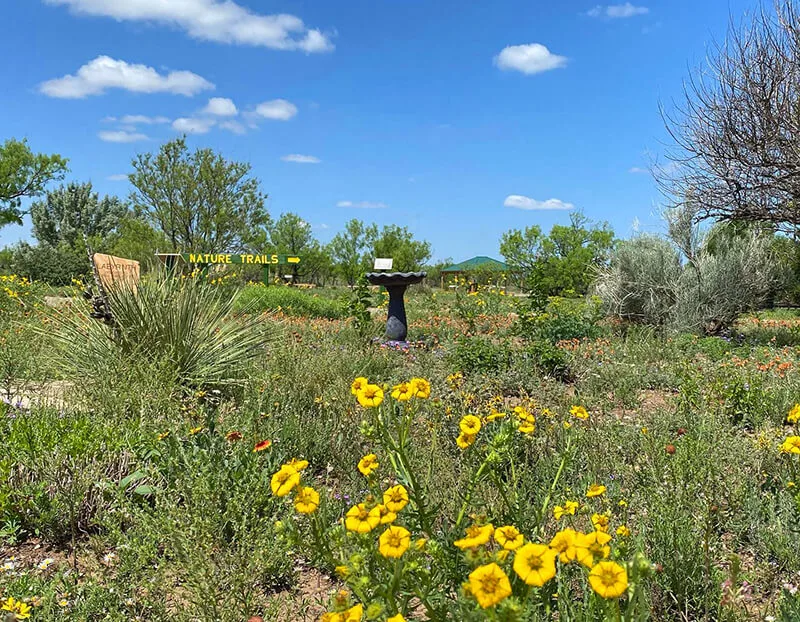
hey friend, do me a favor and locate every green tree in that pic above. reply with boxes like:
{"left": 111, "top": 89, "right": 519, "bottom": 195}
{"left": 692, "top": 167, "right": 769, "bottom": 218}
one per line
{"left": 329, "top": 219, "right": 377, "bottom": 286}
{"left": 30, "top": 182, "right": 126, "bottom": 249}
{"left": 370, "top": 225, "right": 431, "bottom": 272}
{"left": 0, "top": 138, "right": 68, "bottom": 228}
{"left": 109, "top": 216, "right": 170, "bottom": 271}
{"left": 500, "top": 212, "right": 615, "bottom": 297}
{"left": 129, "top": 137, "right": 269, "bottom": 252}
{"left": 13, "top": 242, "right": 90, "bottom": 285}
{"left": 270, "top": 212, "right": 319, "bottom": 282}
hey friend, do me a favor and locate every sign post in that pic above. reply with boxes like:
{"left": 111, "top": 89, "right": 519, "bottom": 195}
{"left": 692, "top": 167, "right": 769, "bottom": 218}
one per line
{"left": 156, "top": 253, "right": 302, "bottom": 285}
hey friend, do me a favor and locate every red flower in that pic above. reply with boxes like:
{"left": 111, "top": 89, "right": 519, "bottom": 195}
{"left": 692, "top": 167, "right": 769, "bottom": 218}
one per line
{"left": 253, "top": 439, "right": 272, "bottom": 452}
{"left": 665, "top": 444, "right": 676, "bottom": 455}
{"left": 225, "top": 430, "right": 243, "bottom": 442}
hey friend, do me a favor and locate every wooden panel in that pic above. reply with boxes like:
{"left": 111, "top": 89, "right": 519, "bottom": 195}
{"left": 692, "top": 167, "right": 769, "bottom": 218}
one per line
{"left": 92, "top": 253, "right": 140, "bottom": 289}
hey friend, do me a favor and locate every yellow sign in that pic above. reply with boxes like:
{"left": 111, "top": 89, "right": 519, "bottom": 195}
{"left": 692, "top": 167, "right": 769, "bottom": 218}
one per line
{"left": 181, "top": 253, "right": 301, "bottom": 265}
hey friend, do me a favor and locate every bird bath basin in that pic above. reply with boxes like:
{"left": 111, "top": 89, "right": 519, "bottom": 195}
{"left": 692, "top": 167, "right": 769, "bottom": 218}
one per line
{"left": 365, "top": 271, "right": 426, "bottom": 342}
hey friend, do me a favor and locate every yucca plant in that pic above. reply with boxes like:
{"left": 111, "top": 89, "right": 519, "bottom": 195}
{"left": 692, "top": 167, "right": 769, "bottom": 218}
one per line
{"left": 47, "top": 275, "right": 271, "bottom": 389}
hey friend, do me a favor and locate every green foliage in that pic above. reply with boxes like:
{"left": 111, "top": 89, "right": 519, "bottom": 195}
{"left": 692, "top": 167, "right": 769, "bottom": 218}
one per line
{"left": 30, "top": 181, "right": 126, "bottom": 249}
{"left": 451, "top": 335, "right": 511, "bottom": 374}
{"left": 0, "top": 138, "right": 68, "bottom": 228}
{"left": 594, "top": 235, "right": 681, "bottom": 326}
{"left": 371, "top": 224, "right": 432, "bottom": 272}
{"left": 3, "top": 259, "right": 800, "bottom": 620}
{"left": 523, "top": 340, "right": 572, "bottom": 381}
{"left": 516, "top": 296, "right": 604, "bottom": 343}
{"left": 108, "top": 215, "right": 170, "bottom": 271}
{"left": 347, "top": 275, "right": 375, "bottom": 335}
{"left": 12, "top": 241, "right": 90, "bottom": 285}
{"left": 598, "top": 207, "right": 779, "bottom": 333}
{"left": 500, "top": 212, "right": 615, "bottom": 298}
{"left": 48, "top": 276, "right": 271, "bottom": 388}
{"left": 269, "top": 212, "right": 332, "bottom": 283}
{"left": 130, "top": 136, "right": 270, "bottom": 252}
{"left": 329, "top": 219, "right": 376, "bottom": 285}
{"left": 235, "top": 283, "right": 347, "bottom": 319}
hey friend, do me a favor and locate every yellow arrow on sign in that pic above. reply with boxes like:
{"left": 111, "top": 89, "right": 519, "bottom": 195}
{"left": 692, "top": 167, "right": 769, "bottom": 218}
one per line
{"left": 287, "top": 257, "right": 300, "bottom": 264}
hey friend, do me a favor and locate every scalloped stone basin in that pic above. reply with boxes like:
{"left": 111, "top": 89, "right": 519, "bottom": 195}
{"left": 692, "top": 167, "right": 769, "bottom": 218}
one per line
{"left": 365, "top": 271, "right": 426, "bottom": 341}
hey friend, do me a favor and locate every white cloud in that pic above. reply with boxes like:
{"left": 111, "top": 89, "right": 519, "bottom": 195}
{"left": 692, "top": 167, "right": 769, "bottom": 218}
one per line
{"left": 494, "top": 43, "right": 567, "bottom": 75}
{"left": 337, "top": 200, "right": 388, "bottom": 209}
{"left": 202, "top": 97, "right": 237, "bottom": 116}
{"left": 219, "top": 120, "right": 246, "bottom": 134}
{"left": 587, "top": 3, "right": 649, "bottom": 18}
{"left": 254, "top": 99, "right": 298, "bottom": 121}
{"left": 98, "top": 130, "right": 149, "bottom": 143}
{"left": 316, "top": 223, "right": 330, "bottom": 229}
{"left": 503, "top": 195, "right": 574, "bottom": 210}
{"left": 281, "top": 154, "right": 320, "bottom": 164}
{"left": 40, "top": 56, "right": 213, "bottom": 98}
{"left": 172, "top": 117, "right": 216, "bottom": 134}
{"left": 45, "top": 0, "right": 334, "bottom": 52}
{"left": 107, "top": 174, "right": 129, "bottom": 181}
{"left": 629, "top": 166, "right": 648, "bottom": 174}
{"left": 119, "top": 114, "right": 171, "bottom": 125}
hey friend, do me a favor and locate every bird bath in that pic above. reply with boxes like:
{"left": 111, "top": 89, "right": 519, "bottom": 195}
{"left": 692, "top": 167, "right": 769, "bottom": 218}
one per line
{"left": 365, "top": 271, "right": 426, "bottom": 342}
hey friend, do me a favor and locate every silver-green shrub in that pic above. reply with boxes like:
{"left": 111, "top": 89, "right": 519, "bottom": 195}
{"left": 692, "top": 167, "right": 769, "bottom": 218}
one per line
{"left": 596, "top": 205, "right": 779, "bottom": 332}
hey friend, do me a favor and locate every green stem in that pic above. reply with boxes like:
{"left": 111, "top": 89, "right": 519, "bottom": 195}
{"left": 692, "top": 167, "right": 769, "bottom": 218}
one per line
{"left": 388, "top": 558, "right": 403, "bottom": 612}
{"left": 455, "top": 457, "right": 491, "bottom": 530}
{"left": 538, "top": 436, "right": 572, "bottom": 535}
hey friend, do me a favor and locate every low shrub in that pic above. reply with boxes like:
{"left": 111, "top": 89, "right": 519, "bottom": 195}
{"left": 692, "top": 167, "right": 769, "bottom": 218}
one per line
{"left": 516, "top": 296, "right": 604, "bottom": 343}
{"left": 451, "top": 336, "right": 511, "bottom": 375}
{"left": 236, "top": 283, "right": 347, "bottom": 319}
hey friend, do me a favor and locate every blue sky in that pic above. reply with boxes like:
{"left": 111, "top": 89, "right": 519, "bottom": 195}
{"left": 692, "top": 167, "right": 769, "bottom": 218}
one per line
{"left": 0, "top": 0, "right": 753, "bottom": 262}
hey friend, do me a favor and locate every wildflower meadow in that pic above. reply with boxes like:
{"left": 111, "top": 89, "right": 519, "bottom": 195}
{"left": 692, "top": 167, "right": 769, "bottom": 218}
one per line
{"left": 0, "top": 275, "right": 800, "bottom": 622}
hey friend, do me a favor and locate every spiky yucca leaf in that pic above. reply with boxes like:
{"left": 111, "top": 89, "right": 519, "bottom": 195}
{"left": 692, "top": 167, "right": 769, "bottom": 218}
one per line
{"left": 48, "top": 276, "right": 271, "bottom": 387}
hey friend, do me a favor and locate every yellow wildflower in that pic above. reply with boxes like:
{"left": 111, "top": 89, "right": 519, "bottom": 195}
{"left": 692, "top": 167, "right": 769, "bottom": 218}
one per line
{"left": 586, "top": 483, "right": 607, "bottom": 498}
{"left": 378, "top": 525, "right": 411, "bottom": 558}
{"left": 584, "top": 530, "right": 612, "bottom": 564}
{"left": 358, "top": 454, "right": 379, "bottom": 477}
{"left": 513, "top": 543, "right": 557, "bottom": 587}
{"left": 570, "top": 405, "right": 589, "bottom": 420}
{"left": 616, "top": 525, "right": 631, "bottom": 538}
{"left": 485, "top": 410, "right": 506, "bottom": 422}
{"left": 351, "top": 377, "right": 368, "bottom": 395}
{"left": 591, "top": 513, "right": 610, "bottom": 533}
{"left": 468, "top": 563, "right": 512, "bottom": 609}
{"left": 341, "top": 603, "right": 363, "bottom": 621}
{"left": 456, "top": 432, "right": 476, "bottom": 449}
{"left": 460, "top": 415, "right": 482, "bottom": 435}
{"left": 391, "top": 382, "right": 415, "bottom": 401}
{"left": 410, "top": 377, "right": 431, "bottom": 399}
{"left": 2, "top": 597, "right": 31, "bottom": 619}
{"left": 383, "top": 485, "right": 409, "bottom": 512}
{"left": 335, "top": 565, "right": 350, "bottom": 579}
{"left": 588, "top": 561, "right": 629, "bottom": 599}
{"left": 454, "top": 523, "right": 494, "bottom": 549}
{"left": 788, "top": 404, "right": 800, "bottom": 424}
{"left": 270, "top": 465, "right": 300, "bottom": 497}
{"left": 357, "top": 384, "right": 384, "bottom": 408}
{"left": 345, "top": 503, "right": 381, "bottom": 533}
{"left": 294, "top": 487, "right": 320, "bottom": 514}
{"left": 375, "top": 504, "right": 397, "bottom": 524}
{"left": 286, "top": 458, "right": 309, "bottom": 471}
{"left": 387, "top": 615, "right": 406, "bottom": 622}
{"left": 779, "top": 436, "right": 800, "bottom": 454}
{"left": 518, "top": 421, "right": 535, "bottom": 434}
{"left": 494, "top": 525, "right": 524, "bottom": 550}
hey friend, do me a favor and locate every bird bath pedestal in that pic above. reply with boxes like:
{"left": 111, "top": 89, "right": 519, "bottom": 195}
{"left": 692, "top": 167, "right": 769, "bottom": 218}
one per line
{"left": 365, "top": 271, "right": 426, "bottom": 342}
